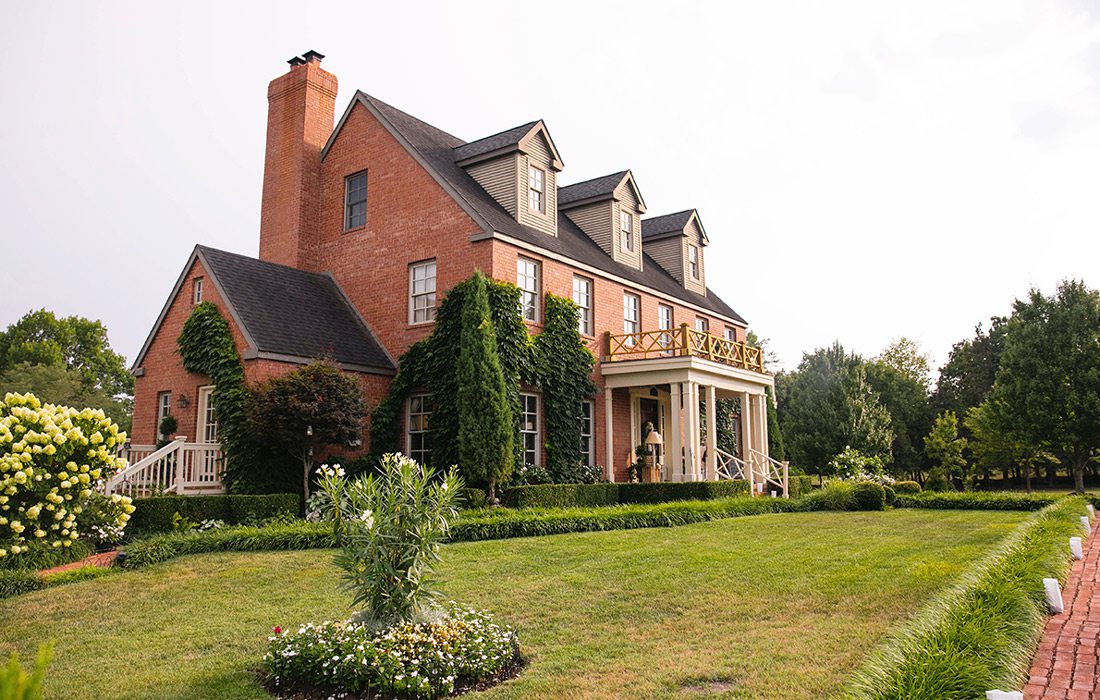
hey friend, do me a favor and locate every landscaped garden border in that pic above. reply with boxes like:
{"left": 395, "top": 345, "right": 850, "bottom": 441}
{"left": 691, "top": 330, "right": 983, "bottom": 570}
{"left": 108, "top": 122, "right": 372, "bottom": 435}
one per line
{"left": 127, "top": 493, "right": 300, "bottom": 533}
{"left": 846, "top": 496, "right": 1090, "bottom": 699}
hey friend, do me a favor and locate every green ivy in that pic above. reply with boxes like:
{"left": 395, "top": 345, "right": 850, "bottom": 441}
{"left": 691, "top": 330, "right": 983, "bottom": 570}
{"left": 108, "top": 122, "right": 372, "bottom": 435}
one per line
{"left": 370, "top": 274, "right": 596, "bottom": 486}
{"left": 176, "top": 302, "right": 263, "bottom": 492}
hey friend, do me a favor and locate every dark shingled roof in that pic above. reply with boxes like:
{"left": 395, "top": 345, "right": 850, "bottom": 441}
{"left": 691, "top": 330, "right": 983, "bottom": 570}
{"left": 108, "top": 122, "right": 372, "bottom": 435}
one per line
{"left": 642, "top": 210, "right": 695, "bottom": 239}
{"left": 451, "top": 121, "right": 537, "bottom": 163}
{"left": 197, "top": 246, "right": 394, "bottom": 372}
{"left": 558, "top": 171, "right": 629, "bottom": 206}
{"left": 357, "top": 93, "right": 747, "bottom": 325}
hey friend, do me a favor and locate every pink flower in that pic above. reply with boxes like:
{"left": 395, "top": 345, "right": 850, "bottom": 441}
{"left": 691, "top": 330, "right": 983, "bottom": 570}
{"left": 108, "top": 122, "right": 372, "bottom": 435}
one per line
{"left": 273, "top": 626, "right": 282, "bottom": 634}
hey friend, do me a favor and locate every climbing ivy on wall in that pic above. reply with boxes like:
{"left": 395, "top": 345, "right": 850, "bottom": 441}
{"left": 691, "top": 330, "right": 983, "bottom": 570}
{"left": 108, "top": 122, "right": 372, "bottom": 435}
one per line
{"left": 176, "top": 302, "right": 267, "bottom": 493}
{"left": 369, "top": 272, "right": 597, "bottom": 486}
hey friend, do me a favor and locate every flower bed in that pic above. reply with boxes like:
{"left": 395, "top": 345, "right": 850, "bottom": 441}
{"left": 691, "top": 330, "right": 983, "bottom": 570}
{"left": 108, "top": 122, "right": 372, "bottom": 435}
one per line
{"left": 262, "top": 605, "right": 521, "bottom": 699}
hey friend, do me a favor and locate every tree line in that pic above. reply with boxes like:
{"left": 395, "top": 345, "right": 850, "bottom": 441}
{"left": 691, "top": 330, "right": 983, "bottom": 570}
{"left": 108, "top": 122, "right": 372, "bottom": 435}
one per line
{"left": 773, "top": 279, "right": 1100, "bottom": 493}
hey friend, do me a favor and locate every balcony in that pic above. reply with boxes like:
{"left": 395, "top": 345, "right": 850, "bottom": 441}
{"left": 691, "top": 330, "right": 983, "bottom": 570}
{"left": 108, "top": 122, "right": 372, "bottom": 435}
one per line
{"left": 602, "top": 325, "right": 766, "bottom": 374}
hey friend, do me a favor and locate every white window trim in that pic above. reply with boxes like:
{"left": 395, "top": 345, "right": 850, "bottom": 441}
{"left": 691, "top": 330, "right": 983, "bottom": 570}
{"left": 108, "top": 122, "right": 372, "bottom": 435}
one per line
{"left": 408, "top": 259, "right": 437, "bottom": 325}
{"left": 517, "top": 256, "right": 541, "bottom": 323}
{"left": 406, "top": 393, "right": 432, "bottom": 465}
{"left": 623, "top": 293, "right": 641, "bottom": 334}
{"left": 528, "top": 165, "right": 546, "bottom": 215}
{"left": 520, "top": 392, "right": 541, "bottom": 466}
{"left": 572, "top": 275, "right": 593, "bottom": 336}
{"left": 192, "top": 278, "right": 203, "bottom": 305}
{"left": 688, "top": 244, "right": 700, "bottom": 279}
{"left": 580, "top": 399, "right": 595, "bottom": 467}
{"left": 695, "top": 316, "right": 709, "bottom": 333}
{"left": 620, "top": 210, "right": 634, "bottom": 252}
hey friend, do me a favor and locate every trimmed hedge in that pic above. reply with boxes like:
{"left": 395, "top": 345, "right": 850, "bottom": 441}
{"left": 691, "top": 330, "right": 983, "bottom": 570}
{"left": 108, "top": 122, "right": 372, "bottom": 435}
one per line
{"left": 500, "top": 480, "right": 749, "bottom": 509}
{"left": 128, "top": 493, "right": 301, "bottom": 533}
{"left": 788, "top": 474, "right": 814, "bottom": 499}
{"left": 0, "top": 569, "right": 44, "bottom": 600}
{"left": 41, "top": 565, "right": 113, "bottom": 587}
{"left": 896, "top": 492, "right": 1061, "bottom": 511}
{"left": 852, "top": 482, "right": 887, "bottom": 511}
{"left": 893, "top": 481, "right": 922, "bottom": 494}
{"left": 848, "top": 497, "right": 1089, "bottom": 699}
{"left": 120, "top": 521, "right": 333, "bottom": 569}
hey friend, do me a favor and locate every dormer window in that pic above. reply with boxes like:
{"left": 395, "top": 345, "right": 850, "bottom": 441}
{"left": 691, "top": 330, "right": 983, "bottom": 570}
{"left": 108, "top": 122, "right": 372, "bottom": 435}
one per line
{"left": 620, "top": 211, "right": 634, "bottom": 252}
{"left": 528, "top": 166, "right": 546, "bottom": 214}
{"left": 688, "top": 245, "right": 700, "bottom": 279}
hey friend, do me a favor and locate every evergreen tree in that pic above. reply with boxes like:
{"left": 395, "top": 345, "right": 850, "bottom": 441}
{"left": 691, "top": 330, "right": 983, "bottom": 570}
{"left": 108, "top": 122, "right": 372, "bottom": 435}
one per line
{"left": 842, "top": 364, "right": 894, "bottom": 462}
{"left": 765, "top": 386, "right": 785, "bottom": 461}
{"left": 924, "top": 411, "right": 969, "bottom": 488}
{"left": 455, "top": 272, "right": 514, "bottom": 501}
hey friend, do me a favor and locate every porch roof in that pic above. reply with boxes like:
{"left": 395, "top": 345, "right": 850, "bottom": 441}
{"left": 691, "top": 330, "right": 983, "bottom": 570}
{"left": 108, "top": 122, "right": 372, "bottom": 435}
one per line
{"left": 601, "top": 355, "right": 774, "bottom": 395}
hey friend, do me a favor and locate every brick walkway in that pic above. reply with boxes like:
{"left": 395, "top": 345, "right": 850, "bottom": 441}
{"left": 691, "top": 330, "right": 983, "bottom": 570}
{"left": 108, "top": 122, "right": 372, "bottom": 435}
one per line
{"left": 36, "top": 550, "right": 118, "bottom": 578}
{"left": 1024, "top": 526, "right": 1099, "bottom": 700}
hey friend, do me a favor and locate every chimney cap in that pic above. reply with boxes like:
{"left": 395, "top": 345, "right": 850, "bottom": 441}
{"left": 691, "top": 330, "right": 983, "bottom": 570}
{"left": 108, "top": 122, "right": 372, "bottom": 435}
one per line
{"left": 287, "top": 56, "right": 305, "bottom": 67}
{"left": 302, "top": 50, "right": 325, "bottom": 63}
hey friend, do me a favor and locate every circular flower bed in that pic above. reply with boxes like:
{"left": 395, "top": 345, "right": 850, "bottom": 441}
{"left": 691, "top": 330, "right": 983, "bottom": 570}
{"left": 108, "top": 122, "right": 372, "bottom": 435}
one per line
{"left": 262, "top": 605, "right": 521, "bottom": 699}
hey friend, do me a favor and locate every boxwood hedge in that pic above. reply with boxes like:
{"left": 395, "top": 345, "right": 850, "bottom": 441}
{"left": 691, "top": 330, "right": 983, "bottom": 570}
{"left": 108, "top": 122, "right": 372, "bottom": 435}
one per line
{"left": 127, "top": 493, "right": 301, "bottom": 533}
{"left": 501, "top": 480, "right": 750, "bottom": 508}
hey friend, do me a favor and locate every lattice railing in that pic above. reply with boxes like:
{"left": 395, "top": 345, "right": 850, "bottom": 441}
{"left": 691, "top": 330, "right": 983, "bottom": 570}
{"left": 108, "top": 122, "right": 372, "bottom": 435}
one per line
{"left": 603, "top": 324, "right": 765, "bottom": 373}
{"left": 104, "top": 438, "right": 224, "bottom": 498}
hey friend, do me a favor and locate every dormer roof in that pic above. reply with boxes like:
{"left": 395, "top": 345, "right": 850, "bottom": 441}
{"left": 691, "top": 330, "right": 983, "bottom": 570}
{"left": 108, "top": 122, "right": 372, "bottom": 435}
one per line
{"left": 558, "top": 170, "right": 647, "bottom": 211}
{"left": 642, "top": 209, "right": 709, "bottom": 244}
{"left": 452, "top": 119, "right": 564, "bottom": 170}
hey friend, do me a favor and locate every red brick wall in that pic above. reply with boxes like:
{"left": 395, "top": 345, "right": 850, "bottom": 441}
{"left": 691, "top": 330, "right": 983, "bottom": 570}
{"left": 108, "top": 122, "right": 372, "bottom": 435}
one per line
{"left": 313, "top": 101, "right": 492, "bottom": 356}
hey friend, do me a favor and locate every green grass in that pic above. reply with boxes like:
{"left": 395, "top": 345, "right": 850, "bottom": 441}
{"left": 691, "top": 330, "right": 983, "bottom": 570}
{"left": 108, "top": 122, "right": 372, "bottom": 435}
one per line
{"left": 0, "top": 510, "right": 1028, "bottom": 700}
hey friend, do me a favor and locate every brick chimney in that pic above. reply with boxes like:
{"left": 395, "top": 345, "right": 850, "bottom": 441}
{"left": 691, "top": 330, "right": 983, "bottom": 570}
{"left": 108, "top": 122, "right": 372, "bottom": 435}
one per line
{"left": 259, "top": 51, "right": 338, "bottom": 269}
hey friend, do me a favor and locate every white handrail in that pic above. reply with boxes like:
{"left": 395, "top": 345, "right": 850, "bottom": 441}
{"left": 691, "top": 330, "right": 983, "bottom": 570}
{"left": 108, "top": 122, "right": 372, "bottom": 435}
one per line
{"left": 104, "top": 438, "right": 224, "bottom": 497}
{"left": 749, "top": 448, "right": 789, "bottom": 498}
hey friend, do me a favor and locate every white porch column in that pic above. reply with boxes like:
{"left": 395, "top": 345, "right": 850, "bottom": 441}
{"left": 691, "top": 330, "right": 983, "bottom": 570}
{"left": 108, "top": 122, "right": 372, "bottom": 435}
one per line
{"left": 604, "top": 386, "right": 615, "bottom": 483}
{"left": 669, "top": 382, "right": 683, "bottom": 481}
{"left": 761, "top": 391, "right": 771, "bottom": 461}
{"left": 684, "top": 382, "right": 699, "bottom": 481}
{"left": 706, "top": 385, "right": 718, "bottom": 481}
{"left": 740, "top": 391, "right": 754, "bottom": 494}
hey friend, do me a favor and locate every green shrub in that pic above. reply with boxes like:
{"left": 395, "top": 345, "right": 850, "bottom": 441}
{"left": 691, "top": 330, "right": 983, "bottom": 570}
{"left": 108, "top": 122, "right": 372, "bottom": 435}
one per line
{"left": 0, "top": 569, "right": 44, "bottom": 600}
{"left": 848, "top": 497, "right": 1088, "bottom": 699}
{"left": 128, "top": 493, "right": 301, "bottom": 533}
{"left": 0, "top": 540, "right": 92, "bottom": 573}
{"left": 501, "top": 483, "right": 619, "bottom": 509}
{"left": 617, "top": 481, "right": 749, "bottom": 504}
{"left": 120, "top": 521, "right": 333, "bottom": 569}
{"left": 893, "top": 481, "right": 922, "bottom": 494}
{"left": 0, "top": 641, "right": 53, "bottom": 699}
{"left": 883, "top": 485, "right": 897, "bottom": 506}
{"left": 787, "top": 474, "right": 814, "bottom": 499}
{"left": 896, "top": 492, "right": 1060, "bottom": 511}
{"left": 924, "top": 468, "right": 953, "bottom": 492}
{"left": 41, "top": 565, "right": 112, "bottom": 587}
{"left": 798, "top": 482, "right": 855, "bottom": 511}
{"left": 460, "top": 488, "right": 489, "bottom": 510}
{"left": 851, "top": 482, "right": 887, "bottom": 511}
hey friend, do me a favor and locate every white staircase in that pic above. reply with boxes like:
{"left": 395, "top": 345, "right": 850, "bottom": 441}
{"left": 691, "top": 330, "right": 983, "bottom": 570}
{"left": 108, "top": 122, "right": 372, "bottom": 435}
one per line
{"left": 712, "top": 446, "right": 789, "bottom": 498}
{"left": 105, "top": 437, "right": 224, "bottom": 498}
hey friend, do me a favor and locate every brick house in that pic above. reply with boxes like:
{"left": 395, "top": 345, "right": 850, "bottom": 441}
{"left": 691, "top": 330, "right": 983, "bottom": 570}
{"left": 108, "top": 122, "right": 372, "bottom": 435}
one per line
{"left": 117, "top": 51, "right": 783, "bottom": 497}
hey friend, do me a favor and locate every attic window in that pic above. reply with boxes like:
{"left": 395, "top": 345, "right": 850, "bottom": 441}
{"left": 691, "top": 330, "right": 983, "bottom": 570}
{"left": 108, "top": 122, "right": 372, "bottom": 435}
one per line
{"left": 620, "top": 211, "right": 634, "bottom": 252}
{"left": 528, "top": 166, "right": 546, "bottom": 214}
{"left": 688, "top": 245, "right": 700, "bottom": 279}
{"left": 345, "top": 171, "right": 368, "bottom": 230}
{"left": 192, "top": 277, "right": 204, "bottom": 305}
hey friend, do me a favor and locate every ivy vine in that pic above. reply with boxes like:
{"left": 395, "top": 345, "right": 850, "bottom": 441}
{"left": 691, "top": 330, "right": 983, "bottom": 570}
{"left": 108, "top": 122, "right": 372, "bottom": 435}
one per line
{"left": 176, "top": 302, "right": 263, "bottom": 492}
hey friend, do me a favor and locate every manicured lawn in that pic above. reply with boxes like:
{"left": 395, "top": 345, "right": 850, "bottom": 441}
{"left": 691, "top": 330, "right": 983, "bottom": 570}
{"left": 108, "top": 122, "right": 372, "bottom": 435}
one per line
{"left": 0, "top": 509, "right": 1028, "bottom": 699}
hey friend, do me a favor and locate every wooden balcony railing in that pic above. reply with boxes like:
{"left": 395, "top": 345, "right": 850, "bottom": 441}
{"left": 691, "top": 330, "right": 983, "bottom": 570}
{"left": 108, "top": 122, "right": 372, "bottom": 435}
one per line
{"left": 602, "top": 324, "right": 766, "bottom": 373}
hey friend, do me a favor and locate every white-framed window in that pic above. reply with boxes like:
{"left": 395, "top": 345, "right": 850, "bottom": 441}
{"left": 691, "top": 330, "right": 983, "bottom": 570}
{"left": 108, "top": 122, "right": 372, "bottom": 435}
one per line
{"left": 688, "top": 244, "right": 700, "bottom": 279}
{"left": 620, "top": 210, "right": 634, "bottom": 252}
{"left": 580, "top": 400, "right": 594, "bottom": 467}
{"left": 624, "top": 293, "right": 641, "bottom": 346}
{"left": 517, "top": 257, "right": 540, "bottom": 322}
{"left": 345, "top": 171, "right": 368, "bottom": 230}
{"left": 192, "top": 278, "right": 203, "bottom": 305}
{"left": 520, "top": 393, "right": 540, "bottom": 466}
{"left": 197, "top": 385, "right": 218, "bottom": 444}
{"left": 695, "top": 316, "right": 709, "bottom": 333}
{"left": 724, "top": 326, "right": 737, "bottom": 342}
{"left": 407, "top": 394, "right": 432, "bottom": 465}
{"left": 658, "top": 303, "right": 674, "bottom": 351}
{"left": 409, "top": 260, "right": 437, "bottom": 324}
{"left": 157, "top": 391, "right": 171, "bottom": 438}
{"left": 572, "top": 275, "right": 593, "bottom": 336}
{"left": 528, "top": 165, "right": 546, "bottom": 214}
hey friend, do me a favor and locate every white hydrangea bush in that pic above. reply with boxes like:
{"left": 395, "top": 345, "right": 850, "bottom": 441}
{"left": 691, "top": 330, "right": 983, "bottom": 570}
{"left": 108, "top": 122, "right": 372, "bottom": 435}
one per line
{"left": 0, "top": 392, "right": 135, "bottom": 559}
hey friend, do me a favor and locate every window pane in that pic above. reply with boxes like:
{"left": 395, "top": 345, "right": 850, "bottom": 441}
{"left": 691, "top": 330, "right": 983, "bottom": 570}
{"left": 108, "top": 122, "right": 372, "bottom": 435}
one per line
{"left": 409, "top": 261, "right": 437, "bottom": 324}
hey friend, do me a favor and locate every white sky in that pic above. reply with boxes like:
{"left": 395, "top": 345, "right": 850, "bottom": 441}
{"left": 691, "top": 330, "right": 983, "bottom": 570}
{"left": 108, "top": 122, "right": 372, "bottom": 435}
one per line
{"left": 2, "top": 1, "right": 1099, "bottom": 373}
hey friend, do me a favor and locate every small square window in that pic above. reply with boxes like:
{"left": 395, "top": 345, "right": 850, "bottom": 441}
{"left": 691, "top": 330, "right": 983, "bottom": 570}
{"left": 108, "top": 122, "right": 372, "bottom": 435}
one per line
{"left": 192, "top": 277, "right": 203, "bottom": 305}
{"left": 345, "top": 171, "right": 368, "bottom": 230}
{"left": 528, "top": 166, "right": 545, "bottom": 214}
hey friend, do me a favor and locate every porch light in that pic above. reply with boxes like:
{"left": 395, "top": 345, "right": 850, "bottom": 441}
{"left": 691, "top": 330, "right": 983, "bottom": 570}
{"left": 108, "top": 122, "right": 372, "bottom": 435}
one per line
{"left": 645, "top": 431, "right": 663, "bottom": 446}
{"left": 177, "top": 394, "right": 190, "bottom": 408}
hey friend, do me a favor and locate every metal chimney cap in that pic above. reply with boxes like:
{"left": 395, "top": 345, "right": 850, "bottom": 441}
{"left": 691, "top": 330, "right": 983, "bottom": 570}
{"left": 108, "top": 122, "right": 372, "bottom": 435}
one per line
{"left": 287, "top": 56, "right": 306, "bottom": 67}
{"left": 302, "top": 50, "right": 325, "bottom": 63}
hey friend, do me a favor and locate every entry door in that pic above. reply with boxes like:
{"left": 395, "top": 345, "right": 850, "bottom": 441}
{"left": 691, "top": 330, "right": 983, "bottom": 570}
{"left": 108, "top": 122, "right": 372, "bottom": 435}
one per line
{"left": 196, "top": 386, "right": 219, "bottom": 484}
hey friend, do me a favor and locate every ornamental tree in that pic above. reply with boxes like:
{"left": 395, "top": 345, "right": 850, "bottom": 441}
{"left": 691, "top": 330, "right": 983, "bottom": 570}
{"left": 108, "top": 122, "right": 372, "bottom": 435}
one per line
{"left": 455, "top": 272, "right": 514, "bottom": 501}
{"left": 0, "top": 392, "right": 134, "bottom": 560}
{"left": 251, "top": 361, "right": 366, "bottom": 501}
{"left": 924, "top": 411, "right": 969, "bottom": 487}
{"left": 989, "top": 280, "right": 1100, "bottom": 493}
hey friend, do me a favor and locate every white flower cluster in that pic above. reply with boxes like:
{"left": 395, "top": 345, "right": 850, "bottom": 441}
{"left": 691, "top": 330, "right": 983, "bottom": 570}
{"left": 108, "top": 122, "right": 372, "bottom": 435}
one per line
{"left": 262, "top": 605, "right": 519, "bottom": 698}
{"left": 0, "top": 393, "right": 134, "bottom": 557}
{"left": 315, "top": 464, "right": 346, "bottom": 479}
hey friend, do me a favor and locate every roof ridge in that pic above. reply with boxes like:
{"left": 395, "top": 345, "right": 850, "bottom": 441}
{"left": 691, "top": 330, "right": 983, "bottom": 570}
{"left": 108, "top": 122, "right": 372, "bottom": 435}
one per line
{"left": 558, "top": 170, "right": 629, "bottom": 190}
{"left": 454, "top": 120, "right": 539, "bottom": 150}
{"left": 358, "top": 91, "right": 466, "bottom": 146}
{"left": 196, "top": 244, "right": 332, "bottom": 278}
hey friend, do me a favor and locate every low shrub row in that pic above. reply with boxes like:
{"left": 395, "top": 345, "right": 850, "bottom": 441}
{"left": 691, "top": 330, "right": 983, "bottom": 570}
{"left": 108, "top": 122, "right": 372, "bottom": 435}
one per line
{"left": 128, "top": 493, "right": 301, "bottom": 533}
{"left": 896, "top": 492, "right": 1062, "bottom": 511}
{"left": 0, "top": 569, "right": 44, "bottom": 600}
{"left": 847, "top": 497, "right": 1089, "bottom": 699}
{"left": 500, "top": 480, "right": 750, "bottom": 508}
{"left": 119, "top": 521, "right": 334, "bottom": 569}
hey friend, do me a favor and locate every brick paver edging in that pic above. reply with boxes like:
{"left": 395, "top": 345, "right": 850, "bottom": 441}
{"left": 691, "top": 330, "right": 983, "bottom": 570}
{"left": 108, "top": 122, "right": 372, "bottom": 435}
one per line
{"left": 1024, "top": 522, "right": 1099, "bottom": 700}
{"left": 36, "top": 550, "right": 118, "bottom": 578}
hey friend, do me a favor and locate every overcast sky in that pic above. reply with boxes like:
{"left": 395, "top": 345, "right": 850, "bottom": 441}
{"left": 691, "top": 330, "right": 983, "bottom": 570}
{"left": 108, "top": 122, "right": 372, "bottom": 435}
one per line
{"left": 2, "top": 1, "right": 1099, "bottom": 374}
